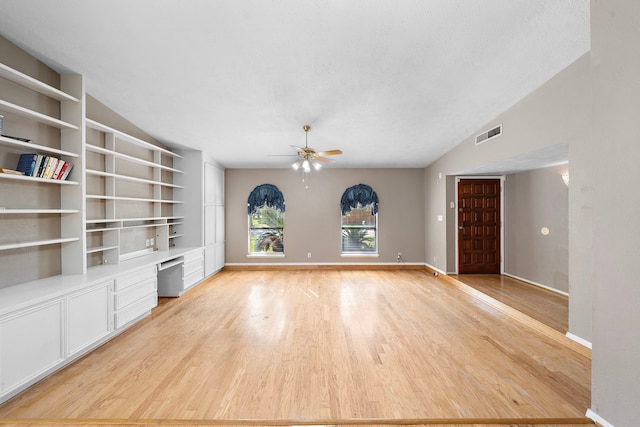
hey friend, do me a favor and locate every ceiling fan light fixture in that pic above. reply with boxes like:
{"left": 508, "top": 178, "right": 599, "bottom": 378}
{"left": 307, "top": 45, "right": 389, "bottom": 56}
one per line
{"left": 291, "top": 159, "right": 302, "bottom": 171}
{"left": 312, "top": 160, "right": 322, "bottom": 171}
{"left": 302, "top": 159, "right": 311, "bottom": 173}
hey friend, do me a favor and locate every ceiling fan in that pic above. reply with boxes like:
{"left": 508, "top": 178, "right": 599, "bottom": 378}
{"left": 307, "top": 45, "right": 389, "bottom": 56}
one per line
{"left": 275, "top": 125, "right": 342, "bottom": 173}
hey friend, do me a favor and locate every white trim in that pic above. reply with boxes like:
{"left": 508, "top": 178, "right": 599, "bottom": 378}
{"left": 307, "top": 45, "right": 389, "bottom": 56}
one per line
{"left": 502, "top": 272, "right": 569, "bottom": 297}
{"left": 246, "top": 253, "right": 285, "bottom": 258}
{"left": 340, "top": 253, "right": 379, "bottom": 258}
{"left": 425, "top": 262, "right": 447, "bottom": 275}
{"left": 226, "top": 261, "right": 423, "bottom": 267}
{"left": 454, "top": 176, "right": 506, "bottom": 275}
{"left": 566, "top": 332, "right": 592, "bottom": 349}
{"left": 586, "top": 408, "right": 615, "bottom": 427}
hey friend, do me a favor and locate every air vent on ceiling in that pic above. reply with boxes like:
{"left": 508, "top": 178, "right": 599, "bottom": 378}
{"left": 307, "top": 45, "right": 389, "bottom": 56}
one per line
{"left": 475, "top": 124, "right": 502, "bottom": 145}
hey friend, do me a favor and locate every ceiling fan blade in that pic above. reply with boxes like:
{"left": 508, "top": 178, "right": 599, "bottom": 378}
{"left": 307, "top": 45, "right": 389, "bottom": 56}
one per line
{"left": 314, "top": 156, "right": 334, "bottom": 163}
{"left": 267, "top": 154, "right": 298, "bottom": 157}
{"left": 290, "top": 145, "right": 306, "bottom": 154}
{"left": 315, "top": 149, "right": 342, "bottom": 156}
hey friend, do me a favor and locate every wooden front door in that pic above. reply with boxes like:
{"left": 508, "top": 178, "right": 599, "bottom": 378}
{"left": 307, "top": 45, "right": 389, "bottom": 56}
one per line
{"left": 458, "top": 178, "right": 501, "bottom": 274}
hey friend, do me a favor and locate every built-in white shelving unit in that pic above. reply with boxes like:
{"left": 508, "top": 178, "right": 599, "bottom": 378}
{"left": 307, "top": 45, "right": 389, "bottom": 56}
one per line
{"left": 0, "top": 45, "right": 220, "bottom": 405}
{"left": 84, "top": 118, "right": 185, "bottom": 267}
{"left": 0, "top": 61, "right": 83, "bottom": 284}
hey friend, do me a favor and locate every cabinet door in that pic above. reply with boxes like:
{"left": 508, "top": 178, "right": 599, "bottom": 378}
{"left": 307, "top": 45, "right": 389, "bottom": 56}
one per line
{"left": 205, "top": 245, "right": 216, "bottom": 277}
{"left": 67, "top": 282, "right": 113, "bottom": 356}
{"left": 215, "top": 242, "right": 225, "bottom": 272}
{"left": 1, "top": 300, "right": 64, "bottom": 394}
{"left": 205, "top": 162, "right": 216, "bottom": 205}
{"left": 215, "top": 205, "right": 225, "bottom": 244}
{"left": 205, "top": 205, "right": 216, "bottom": 246}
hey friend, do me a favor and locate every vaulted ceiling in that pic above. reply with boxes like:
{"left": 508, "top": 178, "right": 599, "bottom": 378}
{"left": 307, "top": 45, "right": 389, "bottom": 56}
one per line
{"left": 0, "top": 0, "right": 590, "bottom": 169}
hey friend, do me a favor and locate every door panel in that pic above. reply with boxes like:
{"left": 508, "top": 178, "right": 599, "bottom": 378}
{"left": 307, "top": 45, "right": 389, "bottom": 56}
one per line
{"left": 458, "top": 179, "right": 501, "bottom": 274}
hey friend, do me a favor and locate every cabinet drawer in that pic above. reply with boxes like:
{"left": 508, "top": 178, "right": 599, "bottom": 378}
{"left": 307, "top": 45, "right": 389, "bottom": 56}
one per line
{"left": 114, "top": 277, "right": 157, "bottom": 310}
{"left": 114, "top": 293, "right": 157, "bottom": 329}
{"left": 183, "top": 269, "right": 204, "bottom": 290}
{"left": 183, "top": 249, "right": 204, "bottom": 264}
{"left": 183, "top": 258, "right": 204, "bottom": 278}
{"left": 114, "top": 265, "right": 157, "bottom": 291}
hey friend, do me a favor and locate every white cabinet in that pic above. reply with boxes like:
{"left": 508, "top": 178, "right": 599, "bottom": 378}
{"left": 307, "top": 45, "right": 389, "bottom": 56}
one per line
{"left": 67, "top": 281, "right": 113, "bottom": 356}
{"left": 113, "top": 265, "right": 157, "bottom": 329}
{"left": 0, "top": 299, "right": 64, "bottom": 396}
{"left": 175, "top": 153, "right": 224, "bottom": 279}
{"left": 183, "top": 248, "right": 205, "bottom": 290}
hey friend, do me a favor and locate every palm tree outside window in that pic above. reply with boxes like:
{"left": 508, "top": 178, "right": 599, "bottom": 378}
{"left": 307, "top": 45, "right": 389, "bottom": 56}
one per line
{"left": 340, "top": 184, "right": 378, "bottom": 254}
{"left": 248, "top": 184, "right": 285, "bottom": 254}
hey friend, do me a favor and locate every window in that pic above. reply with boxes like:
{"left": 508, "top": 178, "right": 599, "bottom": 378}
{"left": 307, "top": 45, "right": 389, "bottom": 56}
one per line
{"left": 248, "top": 184, "right": 285, "bottom": 254}
{"left": 340, "top": 184, "right": 378, "bottom": 254}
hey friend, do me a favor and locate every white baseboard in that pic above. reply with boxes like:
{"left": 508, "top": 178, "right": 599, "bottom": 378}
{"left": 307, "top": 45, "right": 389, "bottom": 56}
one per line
{"left": 424, "top": 263, "right": 447, "bottom": 275}
{"left": 586, "top": 408, "right": 615, "bottom": 427}
{"left": 502, "top": 272, "right": 569, "bottom": 297}
{"left": 565, "top": 332, "right": 592, "bottom": 349}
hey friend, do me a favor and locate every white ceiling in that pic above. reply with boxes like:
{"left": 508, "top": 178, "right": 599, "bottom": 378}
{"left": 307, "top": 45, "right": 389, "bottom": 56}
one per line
{"left": 0, "top": 0, "right": 590, "bottom": 170}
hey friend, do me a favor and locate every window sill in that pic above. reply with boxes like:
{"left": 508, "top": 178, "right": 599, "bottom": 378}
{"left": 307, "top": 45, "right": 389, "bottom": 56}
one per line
{"left": 340, "top": 253, "right": 379, "bottom": 258}
{"left": 247, "top": 253, "right": 285, "bottom": 258}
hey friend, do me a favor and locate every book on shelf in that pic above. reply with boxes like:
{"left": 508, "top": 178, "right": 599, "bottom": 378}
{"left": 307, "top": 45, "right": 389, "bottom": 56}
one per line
{"left": 60, "top": 162, "right": 73, "bottom": 180}
{"left": 10, "top": 153, "right": 74, "bottom": 180}
{"left": 32, "top": 155, "right": 45, "bottom": 177}
{"left": 1, "top": 134, "right": 31, "bottom": 143}
{"left": 0, "top": 168, "right": 24, "bottom": 175}
{"left": 43, "top": 157, "right": 58, "bottom": 179}
{"left": 51, "top": 159, "right": 66, "bottom": 179}
{"left": 16, "top": 153, "right": 37, "bottom": 176}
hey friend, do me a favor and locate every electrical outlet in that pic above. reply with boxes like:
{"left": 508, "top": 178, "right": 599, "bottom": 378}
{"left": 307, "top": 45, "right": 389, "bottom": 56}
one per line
{"left": 307, "top": 252, "right": 311, "bottom": 258}
{"left": 150, "top": 238, "right": 154, "bottom": 246}
{"left": 397, "top": 252, "right": 402, "bottom": 263}
{"left": 146, "top": 239, "right": 150, "bottom": 247}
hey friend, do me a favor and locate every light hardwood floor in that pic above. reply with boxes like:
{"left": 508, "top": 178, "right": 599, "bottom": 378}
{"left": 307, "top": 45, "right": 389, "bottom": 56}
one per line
{"left": 0, "top": 270, "right": 592, "bottom": 426}
{"left": 451, "top": 274, "right": 568, "bottom": 333}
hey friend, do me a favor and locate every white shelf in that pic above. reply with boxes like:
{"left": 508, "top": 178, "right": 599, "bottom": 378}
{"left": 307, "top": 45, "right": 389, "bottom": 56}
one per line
{"left": 85, "top": 227, "right": 119, "bottom": 233}
{"left": 87, "top": 216, "right": 173, "bottom": 224}
{"left": 85, "top": 119, "right": 182, "bottom": 158}
{"left": 0, "top": 237, "right": 79, "bottom": 251}
{"left": 86, "top": 194, "right": 182, "bottom": 203}
{"left": 85, "top": 169, "right": 183, "bottom": 188}
{"left": 0, "top": 99, "right": 79, "bottom": 130}
{"left": 0, "top": 172, "right": 78, "bottom": 185}
{"left": 0, "top": 136, "right": 79, "bottom": 158}
{"left": 86, "top": 245, "right": 119, "bottom": 254}
{"left": 0, "top": 63, "right": 79, "bottom": 103}
{"left": 86, "top": 144, "right": 182, "bottom": 173}
{"left": 0, "top": 209, "right": 79, "bottom": 214}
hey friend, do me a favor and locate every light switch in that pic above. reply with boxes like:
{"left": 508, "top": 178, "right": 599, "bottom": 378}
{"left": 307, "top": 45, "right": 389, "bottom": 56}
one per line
{"left": 437, "top": 215, "right": 443, "bottom": 222}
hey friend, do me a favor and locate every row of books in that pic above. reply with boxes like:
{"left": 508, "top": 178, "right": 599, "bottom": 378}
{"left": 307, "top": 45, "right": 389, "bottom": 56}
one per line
{"left": 16, "top": 153, "right": 74, "bottom": 180}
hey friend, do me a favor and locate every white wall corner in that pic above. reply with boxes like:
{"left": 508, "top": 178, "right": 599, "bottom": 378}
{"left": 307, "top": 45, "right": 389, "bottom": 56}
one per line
{"left": 566, "top": 331, "right": 592, "bottom": 349}
{"left": 586, "top": 408, "right": 615, "bottom": 427}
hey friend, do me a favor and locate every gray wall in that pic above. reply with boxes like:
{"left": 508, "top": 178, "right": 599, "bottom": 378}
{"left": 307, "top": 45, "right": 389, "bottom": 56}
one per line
{"left": 425, "top": 53, "right": 592, "bottom": 341}
{"left": 590, "top": 1, "right": 640, "bottom": 425}
{"left": 504, "top": 165, "right": 569, "bottom": 293}
{"left": 225, "top": 168, "right": 425, "bottom": 264}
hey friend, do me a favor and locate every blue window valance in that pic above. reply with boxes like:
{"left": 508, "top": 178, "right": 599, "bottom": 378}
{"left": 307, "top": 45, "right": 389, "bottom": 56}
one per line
{"left": 247, "top": 184, "right": 285, "bottom": 215}
{"left": 340, "top": 184, "right": 378, "bottom": 215}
